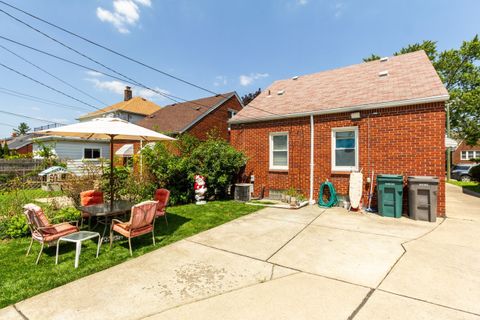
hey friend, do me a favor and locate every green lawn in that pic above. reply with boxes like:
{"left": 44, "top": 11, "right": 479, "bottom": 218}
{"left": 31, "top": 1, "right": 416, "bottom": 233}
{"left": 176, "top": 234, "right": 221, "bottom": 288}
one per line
{"left": 447, "top": 180, "right": 480, "bottom": 193}
{"left": 0, "top": 200, "right": 263, "bottom": 308}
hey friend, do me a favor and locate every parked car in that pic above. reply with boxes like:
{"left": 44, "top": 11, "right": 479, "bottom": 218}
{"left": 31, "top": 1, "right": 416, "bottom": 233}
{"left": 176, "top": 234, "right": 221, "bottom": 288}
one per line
{"left": 451, "top": 164, "right": 476, "bottom": 181}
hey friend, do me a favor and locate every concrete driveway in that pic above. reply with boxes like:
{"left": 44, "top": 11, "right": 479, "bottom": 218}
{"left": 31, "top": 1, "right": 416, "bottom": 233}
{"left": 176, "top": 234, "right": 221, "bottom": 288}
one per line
{"left": 2, "top": 183, "right": 479, "bottom": 319}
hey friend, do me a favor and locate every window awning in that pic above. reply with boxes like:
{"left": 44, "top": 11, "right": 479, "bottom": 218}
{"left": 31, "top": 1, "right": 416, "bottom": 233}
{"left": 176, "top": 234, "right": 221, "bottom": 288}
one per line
{"left": 115, "top": 144, "right": 134, "bottom": 156}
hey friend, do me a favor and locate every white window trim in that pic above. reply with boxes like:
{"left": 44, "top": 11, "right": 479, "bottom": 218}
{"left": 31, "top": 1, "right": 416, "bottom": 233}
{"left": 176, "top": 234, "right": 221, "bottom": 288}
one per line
{"left": 331, "top": 126, "right": 359, "bottom": 172}
{"left": 269, "top": 132, "right": 289, "bottom": 171}
{"left": 228, "top": 109, "right": 237, "bottom": 119}
{"left": 83, "top": 147, "right": 102, "bottom": 160}
{"left": 461, "top": 151, "right": 468, "bottom": 160}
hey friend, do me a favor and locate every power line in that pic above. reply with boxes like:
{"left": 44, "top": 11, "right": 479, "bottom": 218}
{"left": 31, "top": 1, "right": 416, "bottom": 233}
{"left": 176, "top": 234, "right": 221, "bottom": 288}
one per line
{"left": 0, "top": 44, "right": 108, "bottom": 106}
{"left": 0, "top": 6, "right": 284, "bottom": 121}
{"left": 0, "top": 110, "right": 65, "bottom": 125}
{"left": 0, "top": 0, "right": 218, "bottom": 96}
{"left": 0, "top": 86, "right": 91, "bottom": 111}
{"left": 0, "top": 62, "right": 100, "bottom": 110}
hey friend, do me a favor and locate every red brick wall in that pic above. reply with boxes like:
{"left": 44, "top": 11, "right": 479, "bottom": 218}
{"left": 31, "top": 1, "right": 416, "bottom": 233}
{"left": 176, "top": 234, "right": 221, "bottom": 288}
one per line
{"left": 452, "top": 140, "right": 480, "bottom": 164}
{"left": 16, "top": 144, "right": 33, "bottom": 155}
{"left": 187, "top": 96, "right": 243, "bottom": 141}
{"left": 231, "top": 102, "right": 446, "bottom": 216}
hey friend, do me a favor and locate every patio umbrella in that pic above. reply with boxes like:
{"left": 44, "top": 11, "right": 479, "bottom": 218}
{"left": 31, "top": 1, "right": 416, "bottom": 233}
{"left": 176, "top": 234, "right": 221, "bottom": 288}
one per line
{"left": 38, "top": 117, "right": 175, "bottom": 207}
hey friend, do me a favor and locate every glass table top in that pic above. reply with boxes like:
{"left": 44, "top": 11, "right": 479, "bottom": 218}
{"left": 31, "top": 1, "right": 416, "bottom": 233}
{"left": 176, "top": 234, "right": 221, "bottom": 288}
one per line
{"left": 78, "top": 200, "right": 133, "bottom": 216}
{"left": 60, "top": 231, "right": 99, "bottom": 241}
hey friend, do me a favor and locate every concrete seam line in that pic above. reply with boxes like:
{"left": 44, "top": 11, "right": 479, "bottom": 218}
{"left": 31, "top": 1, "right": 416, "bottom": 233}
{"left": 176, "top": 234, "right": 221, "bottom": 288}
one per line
{"left": 309, "top": 223, "right": 414, "bottom": 240}
{"left": 184, "top": 238, "right": 269, "bottom": 263}
{"left": 377, "top": 289, "right": 480, "bottom": 317}
{"left": 13, "top": 304, "right": 29, "bottom": 320}
{"left": 298, "top": 270, "right": 373, "bottom": 290}
{"left": 347, "top": 288, "right": 374, "bottom": 320}
{"left": 269, "top": 264, "right": 274, "bottom": 280}
{"left": 137, "top": 272, "right": 303, "bottom": 320}
{"left": 265, "top": 208, "right": 327, "bottom": 261}
{"left": 401, "top": 217, "right": 447, "bottom": 246}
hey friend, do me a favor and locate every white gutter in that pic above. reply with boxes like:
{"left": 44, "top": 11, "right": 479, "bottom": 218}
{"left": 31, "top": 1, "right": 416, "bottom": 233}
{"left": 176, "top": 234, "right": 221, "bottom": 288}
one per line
{"left": 229, "top": 94, "right": 450, "bottom": 125}
{"left": 309, "top": 115, "right": 315, "bottom": 205}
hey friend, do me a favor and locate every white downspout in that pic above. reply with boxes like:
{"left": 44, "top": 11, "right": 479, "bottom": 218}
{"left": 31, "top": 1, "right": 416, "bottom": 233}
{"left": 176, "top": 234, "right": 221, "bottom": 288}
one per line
{"left": 309, "top": 115, "right": 315, "bottom": 204}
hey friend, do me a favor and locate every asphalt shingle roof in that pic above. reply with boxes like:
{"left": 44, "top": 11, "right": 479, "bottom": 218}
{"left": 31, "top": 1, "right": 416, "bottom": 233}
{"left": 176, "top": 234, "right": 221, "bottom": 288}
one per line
{"left": 78, "top": 97, "right": 161, "bottom": 120}
{"left": 231, "top": 51, "right": 449, "bottom": 123}
{"left": 137, "top": 92, "right": 235, "bottom": 133}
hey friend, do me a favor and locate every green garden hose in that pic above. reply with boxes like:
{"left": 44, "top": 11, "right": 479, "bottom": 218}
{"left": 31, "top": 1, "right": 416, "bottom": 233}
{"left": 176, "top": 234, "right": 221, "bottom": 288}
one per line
{"left": 318, "top": 181, "right": 338, "bottom": 208}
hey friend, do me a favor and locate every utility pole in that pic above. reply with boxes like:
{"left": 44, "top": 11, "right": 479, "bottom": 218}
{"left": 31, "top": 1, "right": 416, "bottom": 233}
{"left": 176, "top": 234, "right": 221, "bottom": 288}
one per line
{"left": 446, "top": 102, "right": 451, "bottom": 181}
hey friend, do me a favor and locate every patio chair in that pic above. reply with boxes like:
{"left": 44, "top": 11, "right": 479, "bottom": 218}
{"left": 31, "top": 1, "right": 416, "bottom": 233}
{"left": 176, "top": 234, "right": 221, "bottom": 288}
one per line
{"left": 110, "top": 200, "right": 158, "bottom": 256}
{"left": 23, "top": 204, "right": 79, "bottom": 264}
{"left": 154, "top": 188, "right": 170, "bottom": 225}
{"left": 79, "top": 190, "right": 104, "bottom": 229}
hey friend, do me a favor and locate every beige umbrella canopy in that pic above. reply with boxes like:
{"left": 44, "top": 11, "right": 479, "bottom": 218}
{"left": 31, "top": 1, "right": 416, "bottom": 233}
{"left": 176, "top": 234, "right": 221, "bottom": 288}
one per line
{"left": 38, "top": 117, "right": 175, "bottom": 206}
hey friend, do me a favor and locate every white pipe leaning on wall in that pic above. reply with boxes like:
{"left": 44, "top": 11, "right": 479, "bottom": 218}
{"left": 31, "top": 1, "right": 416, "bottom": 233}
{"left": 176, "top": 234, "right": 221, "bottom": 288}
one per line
{"left": 309, "top": 115, "right": 315, "bottom": 204}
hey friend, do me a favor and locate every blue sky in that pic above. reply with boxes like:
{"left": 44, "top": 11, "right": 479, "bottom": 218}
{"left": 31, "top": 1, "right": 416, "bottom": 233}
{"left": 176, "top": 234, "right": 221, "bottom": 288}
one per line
{"left": 0, "top": 0, "right": 478, "bottom": 138}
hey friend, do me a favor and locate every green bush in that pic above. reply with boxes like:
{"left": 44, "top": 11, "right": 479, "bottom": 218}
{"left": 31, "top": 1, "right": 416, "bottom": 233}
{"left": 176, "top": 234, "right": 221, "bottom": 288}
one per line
{"left": 141, "top": 132, "right": 247, "bottom": 205}
{"left": 51, "top": 207, "right": 81, "bottom": 224}
{"left": 1, "top": 214, "right": 28, "bottom": 238}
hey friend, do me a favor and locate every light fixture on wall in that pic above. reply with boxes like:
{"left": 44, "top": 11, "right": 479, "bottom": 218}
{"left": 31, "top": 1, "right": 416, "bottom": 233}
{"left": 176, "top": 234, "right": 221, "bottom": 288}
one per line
{"left": 350, "top": 112, "right": 361, "bottom": 120}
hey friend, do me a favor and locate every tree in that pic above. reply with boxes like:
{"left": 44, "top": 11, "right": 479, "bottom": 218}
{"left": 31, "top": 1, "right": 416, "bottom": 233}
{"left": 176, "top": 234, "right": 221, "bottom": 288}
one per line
{"left": 363, "top": 54, "right": 381, "bottom": 62}
{"left": 13, "top": 122, "right": 31, "bottom": 135}
{"left": 241, "top": 88, "right": 261, "bottom": 105}
{"left": 363, "top": 36, "right": 480, "bottom": 145}
{"left": 3, "top": 141, "right": 10, "bottom": 157}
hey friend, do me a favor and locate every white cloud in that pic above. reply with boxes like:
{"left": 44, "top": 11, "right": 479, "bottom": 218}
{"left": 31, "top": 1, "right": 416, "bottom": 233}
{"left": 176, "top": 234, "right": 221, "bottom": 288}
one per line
{"left": 213, "top": 76, "right": 227, "bottom": 87}
{"left": 87, "top": 78, "right": 126, "bottom": 94}
{"left": 86, "top": 77, "right": 169, "bottom": 101}
{"left": 239, "top": 73, "right": 269, "bottom": 86}
{"left": 96, "top": 0, "right": 151, "bottom": 34}
{"left": 296, "top": 0, "right": 309, "bottom": 5}
{"left": 85, "top": 70, "right": 103, "bottom": 77}
{"left": 333, "top": 1, "right": 346, "bottom": 18}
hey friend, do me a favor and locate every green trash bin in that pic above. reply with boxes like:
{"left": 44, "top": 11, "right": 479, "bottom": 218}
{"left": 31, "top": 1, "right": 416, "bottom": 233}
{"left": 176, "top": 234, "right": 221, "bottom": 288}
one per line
{"left": 377, "top": 174, "right": 404, "bottom": 218}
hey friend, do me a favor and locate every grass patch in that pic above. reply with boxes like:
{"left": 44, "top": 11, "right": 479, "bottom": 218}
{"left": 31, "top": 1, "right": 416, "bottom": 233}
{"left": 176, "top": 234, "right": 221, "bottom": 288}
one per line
{"left": 447, "top": 180, "right": 480, "bottom": 193}
{"left": 0, "top": 200, "right": 263, "bottom": 308}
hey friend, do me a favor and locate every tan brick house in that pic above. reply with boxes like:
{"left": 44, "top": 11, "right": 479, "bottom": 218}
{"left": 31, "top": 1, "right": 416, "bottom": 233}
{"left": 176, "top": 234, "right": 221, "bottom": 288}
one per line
{"left": 230, "top": 51, "right": 449, "bottom": 216}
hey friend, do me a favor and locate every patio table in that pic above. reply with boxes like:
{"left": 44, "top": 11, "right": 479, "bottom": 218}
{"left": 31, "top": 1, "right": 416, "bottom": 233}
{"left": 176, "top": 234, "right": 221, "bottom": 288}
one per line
{"left": 79, "top": 200, "right": 134, "bottom": 238}
{"left": 55, "top": 231, "right": 101, "bottom": 268}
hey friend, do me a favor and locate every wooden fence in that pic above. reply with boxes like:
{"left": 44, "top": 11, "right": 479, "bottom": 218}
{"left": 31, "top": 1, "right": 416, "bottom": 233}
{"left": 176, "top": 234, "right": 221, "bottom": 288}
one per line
{"left": 0, "top": 159, "right": 43, "bottom": 175}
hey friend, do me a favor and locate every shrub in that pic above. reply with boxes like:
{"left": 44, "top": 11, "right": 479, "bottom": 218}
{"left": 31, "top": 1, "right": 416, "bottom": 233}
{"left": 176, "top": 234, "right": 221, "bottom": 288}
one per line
{"left": 1, "top": 214, "right": 28, "bottom": 238}
{"left": 141, "top": 132, "right": 247, "bottom": 205}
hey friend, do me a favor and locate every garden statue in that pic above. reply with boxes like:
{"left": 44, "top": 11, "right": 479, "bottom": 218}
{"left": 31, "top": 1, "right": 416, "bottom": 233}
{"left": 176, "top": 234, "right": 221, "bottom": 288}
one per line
{"left": 194, "top": 174, "right": 207, "bottom": 205}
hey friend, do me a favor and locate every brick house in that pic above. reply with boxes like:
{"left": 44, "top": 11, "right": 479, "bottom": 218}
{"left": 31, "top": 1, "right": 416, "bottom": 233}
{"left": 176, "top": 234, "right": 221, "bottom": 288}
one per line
{"left": 137, "top": 92, "right": 243, "bottom": 141}
{"left": 230, "top": 51, "right": 449, "bottom": 216}
{"left": 452, "top": 140, "right": 480, "bottom": 164}
{"left": 112, "top": 92, "right": 243, "bottom": 165}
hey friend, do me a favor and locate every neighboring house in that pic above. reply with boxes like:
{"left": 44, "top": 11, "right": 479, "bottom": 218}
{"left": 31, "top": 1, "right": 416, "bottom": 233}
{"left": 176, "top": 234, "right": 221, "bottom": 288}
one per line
{"left": 9, "top": 87, "right": 162, "bottom": 174}
{"left": 7, "top": 133, "right": 34, "bottom": 154}
{"left": 452, "top": 139, "right": 480, "bottom": 164}
{"left": 230, "top": 51, "right": 449, "bottom": 216}
{"left": 77, "top": 86, "right": 161, "bottom": 123}
{"left": 112, "top": 92, "right": 243, "bottom": 165}
{"left": 137, "top": 92, "right": 243, "bottom": 140}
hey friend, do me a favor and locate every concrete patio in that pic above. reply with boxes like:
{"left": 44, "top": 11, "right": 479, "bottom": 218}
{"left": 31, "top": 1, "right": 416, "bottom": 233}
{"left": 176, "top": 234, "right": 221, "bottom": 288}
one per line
{"left": 1, "top": 182, "right": 479, "bottom": 319}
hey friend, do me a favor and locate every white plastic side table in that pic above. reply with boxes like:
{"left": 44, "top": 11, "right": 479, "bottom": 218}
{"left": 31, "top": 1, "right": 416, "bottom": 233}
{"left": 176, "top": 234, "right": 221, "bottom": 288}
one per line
{"left": 56, "top": 231, "right": 101, "bottom": 268}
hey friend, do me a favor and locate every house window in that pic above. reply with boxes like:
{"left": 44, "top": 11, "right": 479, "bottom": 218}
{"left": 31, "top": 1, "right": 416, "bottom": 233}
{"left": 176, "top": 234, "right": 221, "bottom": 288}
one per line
{"left": 461, "top": 150, "right": 479, "bottom": 160}
{"left": 269, "top": 132, "right": 289, "bottom": 170}
{"left": 332, "top": 127, "right": 359, "bottom": 171}
{"left": 228, "top": 110, "right": 237, "bottom": 119}
{"left": 84, "top": 148, "right": 101, "bottom": 159}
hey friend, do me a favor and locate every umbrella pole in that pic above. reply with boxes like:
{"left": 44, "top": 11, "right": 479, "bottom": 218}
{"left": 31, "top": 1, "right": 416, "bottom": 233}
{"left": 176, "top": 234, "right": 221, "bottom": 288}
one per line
{"left": 109, "top": 135, "right": 115, "bottom": 210}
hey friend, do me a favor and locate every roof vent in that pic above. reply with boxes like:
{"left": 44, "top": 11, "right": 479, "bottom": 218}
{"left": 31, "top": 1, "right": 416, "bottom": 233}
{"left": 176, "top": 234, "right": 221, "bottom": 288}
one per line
{"left": 292, "top": 76, "right": 299, "bottom": 80}
{"left": 277, "top": 90, "right": 285, "bottom": 95}
{"left": 380, "top": 57, "right": 389, "bottom": 62}
{"left": 378, "top": 70, "right": 389, "bottom": 77}
{"left": 195, "top": 106, "right": 201, "bottom": 110}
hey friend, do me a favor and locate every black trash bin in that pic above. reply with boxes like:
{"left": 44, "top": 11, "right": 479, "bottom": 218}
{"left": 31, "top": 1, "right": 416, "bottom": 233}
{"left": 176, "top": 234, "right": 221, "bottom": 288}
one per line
{"left": 407, "top": 176, "right": 439, "bottom": 222}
